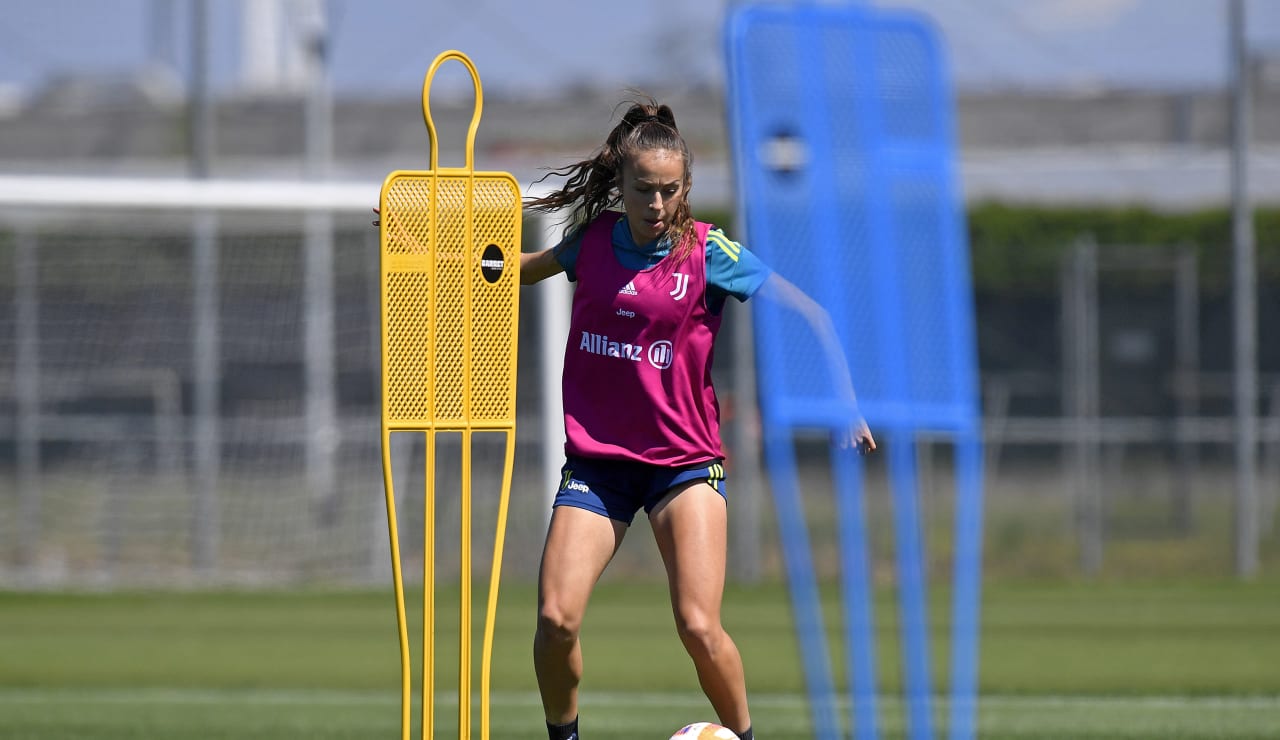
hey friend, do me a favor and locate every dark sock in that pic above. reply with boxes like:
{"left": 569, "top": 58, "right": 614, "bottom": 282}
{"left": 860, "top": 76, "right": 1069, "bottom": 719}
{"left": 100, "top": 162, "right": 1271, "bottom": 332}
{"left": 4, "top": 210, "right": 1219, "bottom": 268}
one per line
{"left": 736, "top": 727, "right": 753, "bottom": 740}
{"left": 546, "top": 716, "right": 578, "bottom": 740}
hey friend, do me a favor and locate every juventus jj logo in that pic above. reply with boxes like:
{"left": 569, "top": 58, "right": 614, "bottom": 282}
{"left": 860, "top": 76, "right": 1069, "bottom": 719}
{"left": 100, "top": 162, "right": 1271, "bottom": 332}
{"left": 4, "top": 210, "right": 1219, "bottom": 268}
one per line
{"left": 669, "top": 272, "right": 689, "bottom": 301}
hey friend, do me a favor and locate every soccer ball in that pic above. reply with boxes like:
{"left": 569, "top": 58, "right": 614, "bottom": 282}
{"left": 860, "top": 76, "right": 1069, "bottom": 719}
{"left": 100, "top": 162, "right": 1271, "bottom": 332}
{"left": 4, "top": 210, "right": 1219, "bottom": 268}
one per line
{"left": 668, "top": 722, "right": 739, "bottom": 740}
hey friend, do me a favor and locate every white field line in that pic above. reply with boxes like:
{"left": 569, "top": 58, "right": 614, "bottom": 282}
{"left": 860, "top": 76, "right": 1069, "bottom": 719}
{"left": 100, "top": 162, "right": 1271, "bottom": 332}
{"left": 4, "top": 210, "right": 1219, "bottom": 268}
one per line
{"left": 0, "top": 689, "right": 1277, "bottom": 711}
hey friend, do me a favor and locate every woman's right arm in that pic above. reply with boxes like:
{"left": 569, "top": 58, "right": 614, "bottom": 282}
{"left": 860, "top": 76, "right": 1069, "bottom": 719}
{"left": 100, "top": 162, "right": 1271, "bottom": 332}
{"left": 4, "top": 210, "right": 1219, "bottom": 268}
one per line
{"left": 520, "top": 247, "right": 565, "bottom": 285}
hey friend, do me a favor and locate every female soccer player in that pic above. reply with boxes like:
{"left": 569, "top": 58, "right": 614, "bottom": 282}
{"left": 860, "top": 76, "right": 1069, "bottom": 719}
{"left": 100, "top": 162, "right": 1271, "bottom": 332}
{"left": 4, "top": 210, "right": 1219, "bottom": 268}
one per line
{"left": 521, "top": 99, "right": 875, "bottom": 740}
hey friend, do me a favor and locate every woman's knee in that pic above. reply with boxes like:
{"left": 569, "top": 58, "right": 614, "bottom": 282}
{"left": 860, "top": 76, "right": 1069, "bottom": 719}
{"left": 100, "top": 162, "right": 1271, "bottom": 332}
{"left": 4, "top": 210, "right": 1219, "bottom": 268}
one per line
{"left": 536, "top": 600, "right": 582, "bottom": 646}
{"left": 673, "top": 606, "right": 723, "bottom": 654}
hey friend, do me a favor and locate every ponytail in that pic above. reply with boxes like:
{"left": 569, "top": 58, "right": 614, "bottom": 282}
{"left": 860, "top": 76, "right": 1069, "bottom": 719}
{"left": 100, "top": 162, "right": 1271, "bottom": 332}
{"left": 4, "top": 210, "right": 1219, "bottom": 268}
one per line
{"left": 526, "top": 96, "right": 696, "bottom": 262}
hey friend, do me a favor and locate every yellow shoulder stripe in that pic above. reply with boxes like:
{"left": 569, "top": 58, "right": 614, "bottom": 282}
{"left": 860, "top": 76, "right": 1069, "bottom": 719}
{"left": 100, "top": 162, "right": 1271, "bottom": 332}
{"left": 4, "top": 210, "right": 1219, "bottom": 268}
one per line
{"left": 708, "top": 230, "right": 741, "bottom": 262}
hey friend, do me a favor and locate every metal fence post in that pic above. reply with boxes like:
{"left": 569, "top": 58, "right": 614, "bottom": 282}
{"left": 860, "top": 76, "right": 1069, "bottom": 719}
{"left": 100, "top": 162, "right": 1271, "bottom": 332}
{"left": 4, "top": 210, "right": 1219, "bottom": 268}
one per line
{"left": 15, "top": 227, "right": 41, "bottom": 571}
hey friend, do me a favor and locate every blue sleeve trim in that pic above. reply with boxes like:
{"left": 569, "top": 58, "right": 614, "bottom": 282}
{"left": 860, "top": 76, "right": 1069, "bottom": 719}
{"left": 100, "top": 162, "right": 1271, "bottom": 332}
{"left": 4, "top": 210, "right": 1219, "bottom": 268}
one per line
{"left": 553, "top": 227, "right": 584, "bottom": 282}
{"left": 705, "top": 228, "right": 773, "bottom": 312}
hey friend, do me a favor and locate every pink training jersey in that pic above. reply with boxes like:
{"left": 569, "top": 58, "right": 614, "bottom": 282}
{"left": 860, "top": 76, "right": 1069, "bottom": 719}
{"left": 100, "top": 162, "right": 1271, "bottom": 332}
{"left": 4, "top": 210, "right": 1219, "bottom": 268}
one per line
{"left": 562, "top": 214, "right": 723, "bottom": 466}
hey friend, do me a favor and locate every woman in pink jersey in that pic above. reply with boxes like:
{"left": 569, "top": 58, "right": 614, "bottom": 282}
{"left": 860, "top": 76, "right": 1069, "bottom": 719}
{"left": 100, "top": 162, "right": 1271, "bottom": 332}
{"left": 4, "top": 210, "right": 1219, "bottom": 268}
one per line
{"left": 521, "top": 100, "right": 875, "bottom": 740}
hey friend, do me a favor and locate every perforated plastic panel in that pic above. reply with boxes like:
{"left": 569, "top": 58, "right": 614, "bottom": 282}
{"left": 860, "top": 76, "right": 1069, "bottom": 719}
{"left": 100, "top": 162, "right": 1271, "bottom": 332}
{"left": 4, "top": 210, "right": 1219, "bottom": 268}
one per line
{"left": 725, "top": 3, "right": 978, "bottom": 432}
{"left": 725, "top": 8, "right": 984, "bottom": 740}
{"left": 380, "top": 173, "right": 520, "bottom": 430}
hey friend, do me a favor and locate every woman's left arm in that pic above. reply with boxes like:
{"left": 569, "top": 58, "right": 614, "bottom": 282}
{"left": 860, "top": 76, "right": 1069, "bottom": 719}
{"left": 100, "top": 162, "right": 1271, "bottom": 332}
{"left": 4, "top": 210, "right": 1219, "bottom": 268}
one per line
{"left": 754, "top": 273, "right": 877, "bottom": 454}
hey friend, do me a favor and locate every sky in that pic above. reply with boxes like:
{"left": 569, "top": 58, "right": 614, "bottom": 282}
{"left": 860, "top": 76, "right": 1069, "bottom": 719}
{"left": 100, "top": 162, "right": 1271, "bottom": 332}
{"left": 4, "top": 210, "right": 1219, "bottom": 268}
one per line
{"left": 0, "top": 0, "right": 1278, "bottom": 101}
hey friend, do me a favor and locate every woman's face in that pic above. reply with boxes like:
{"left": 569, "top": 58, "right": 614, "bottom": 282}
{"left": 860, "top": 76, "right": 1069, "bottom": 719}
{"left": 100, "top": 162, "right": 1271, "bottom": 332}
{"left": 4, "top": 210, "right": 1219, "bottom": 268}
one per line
{"left": 618, "top": 148, "right": 688, "bottom": 246}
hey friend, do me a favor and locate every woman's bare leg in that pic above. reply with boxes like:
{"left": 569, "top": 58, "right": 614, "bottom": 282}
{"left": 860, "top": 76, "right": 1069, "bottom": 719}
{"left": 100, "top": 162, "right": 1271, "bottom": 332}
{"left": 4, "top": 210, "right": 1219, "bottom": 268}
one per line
{"left": 534, "top": 506, "right": 627, "bottom": 724}
{"left": 649, "top": 482, "right": 751, "bottom": 735}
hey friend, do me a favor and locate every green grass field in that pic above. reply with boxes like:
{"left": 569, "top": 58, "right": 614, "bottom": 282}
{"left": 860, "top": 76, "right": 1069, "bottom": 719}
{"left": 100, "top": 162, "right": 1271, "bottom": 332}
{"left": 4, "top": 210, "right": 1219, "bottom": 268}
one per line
{"left": 2, "top": 579, "right": 1279, "bottom": 739}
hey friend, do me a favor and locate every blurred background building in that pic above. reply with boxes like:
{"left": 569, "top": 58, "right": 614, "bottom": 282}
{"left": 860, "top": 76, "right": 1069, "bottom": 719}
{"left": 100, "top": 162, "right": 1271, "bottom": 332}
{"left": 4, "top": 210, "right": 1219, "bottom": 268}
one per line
{"left": 1, "top": 0, "right": 1278, "bottom": 203}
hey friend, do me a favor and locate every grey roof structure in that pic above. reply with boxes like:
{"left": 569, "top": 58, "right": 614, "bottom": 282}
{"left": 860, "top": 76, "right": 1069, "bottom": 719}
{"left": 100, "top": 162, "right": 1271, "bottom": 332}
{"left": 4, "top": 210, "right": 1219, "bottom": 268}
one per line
{"left": 2, "top": 80, "right": 1278, "bottom": 208}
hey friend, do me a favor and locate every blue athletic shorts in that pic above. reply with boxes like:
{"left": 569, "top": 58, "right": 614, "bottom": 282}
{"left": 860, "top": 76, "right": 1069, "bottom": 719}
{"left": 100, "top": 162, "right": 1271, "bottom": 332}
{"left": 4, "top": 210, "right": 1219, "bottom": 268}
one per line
{"left": 553, "top": 456, "right": 728, "bottom": 524}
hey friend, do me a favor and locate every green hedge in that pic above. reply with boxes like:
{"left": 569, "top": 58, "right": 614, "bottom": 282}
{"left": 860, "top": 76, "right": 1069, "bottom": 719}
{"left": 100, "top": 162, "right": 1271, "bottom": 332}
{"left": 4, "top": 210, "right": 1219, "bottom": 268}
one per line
{"left": 967, "top": 203, "right": 1280, "bottom": 294}
{"left": 697, "top": 204, "right": 1280, "bottom": 294}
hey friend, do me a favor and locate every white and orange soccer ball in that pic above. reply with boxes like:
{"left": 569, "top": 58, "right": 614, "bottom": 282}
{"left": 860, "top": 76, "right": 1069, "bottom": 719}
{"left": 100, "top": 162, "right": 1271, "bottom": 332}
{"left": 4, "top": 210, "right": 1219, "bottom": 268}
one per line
{"left": 668, "top": 722, "right": 739, "bottom": 740}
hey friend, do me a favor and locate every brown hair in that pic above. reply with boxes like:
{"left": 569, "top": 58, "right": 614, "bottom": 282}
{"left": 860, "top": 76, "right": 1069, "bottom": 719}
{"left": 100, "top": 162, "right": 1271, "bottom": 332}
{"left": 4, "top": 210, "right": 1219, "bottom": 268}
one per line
{"left": 526, "top": 97, "right": 696, "bottom": 262}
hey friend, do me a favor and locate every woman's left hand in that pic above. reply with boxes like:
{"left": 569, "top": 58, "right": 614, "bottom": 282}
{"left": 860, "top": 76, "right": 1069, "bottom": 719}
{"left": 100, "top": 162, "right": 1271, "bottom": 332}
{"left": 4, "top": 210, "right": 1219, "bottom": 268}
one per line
{"left": 853, "top": 418, "right": 876, "bottom": 455}
{"left": 836, "top": 418, "right": 877, "bottom": 456}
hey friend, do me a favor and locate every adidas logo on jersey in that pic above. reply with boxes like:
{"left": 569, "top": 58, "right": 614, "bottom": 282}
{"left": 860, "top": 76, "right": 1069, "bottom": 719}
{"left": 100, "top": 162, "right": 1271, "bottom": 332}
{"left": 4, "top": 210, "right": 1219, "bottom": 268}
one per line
{"left": 618, "top": 281, "right": 638, "bottom": 295}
